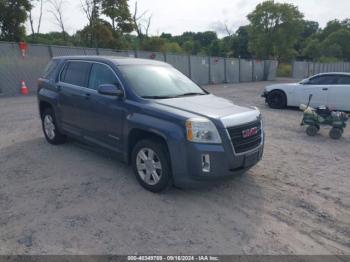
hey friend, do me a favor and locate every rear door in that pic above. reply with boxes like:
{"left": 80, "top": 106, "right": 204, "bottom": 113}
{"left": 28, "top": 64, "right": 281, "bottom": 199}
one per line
{"left": 299, "top": 75, "right": 337, "bottom": 107}
{"left": 80, "top": 62, "right": 125, "bottom": 153}
{"left": 57, "top": 61, "right": 91, "bottom": 135}
{"left": 328, "top": 75, "right": 350, "bottom": 111}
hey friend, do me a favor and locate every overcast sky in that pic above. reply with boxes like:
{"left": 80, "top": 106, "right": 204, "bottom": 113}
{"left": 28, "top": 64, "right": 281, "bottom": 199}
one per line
{"left": 28, "top": 0, "right": 350, "bottom": 37}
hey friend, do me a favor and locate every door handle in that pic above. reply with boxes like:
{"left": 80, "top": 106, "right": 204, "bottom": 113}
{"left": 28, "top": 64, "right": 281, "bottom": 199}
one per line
{"left": 322, "top": 88, "right": 328, "bottom": 91}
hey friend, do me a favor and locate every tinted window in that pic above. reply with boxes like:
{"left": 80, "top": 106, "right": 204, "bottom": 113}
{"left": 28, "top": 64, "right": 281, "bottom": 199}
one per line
{"left": 308, "top": 75, "right": 337, "bottom": 85}
{"left": 118, "top": 65, "right": 206, "bottom": 98}
{"left": 62, "top": 61, "right": 91, "bottom": 87}
{"left": 88, "top": 63, "right": 118, "bottom": 90}
{"left": 336, "top": 75, "right": 350, "bottom": 85}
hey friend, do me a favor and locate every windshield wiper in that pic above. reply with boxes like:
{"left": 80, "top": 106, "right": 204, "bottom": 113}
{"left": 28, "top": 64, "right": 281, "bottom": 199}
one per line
{"left": 173, "top": 92, "right": 206, "bottom": 98}
{"left": 141, "top": 95, "right": 174, "bottom": 99}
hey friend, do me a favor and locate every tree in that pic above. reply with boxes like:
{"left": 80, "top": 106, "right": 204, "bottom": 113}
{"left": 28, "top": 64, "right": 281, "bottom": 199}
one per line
{"left": 80, "top": 0, "right": 102, "bottom": 46}
{"left": 0, "top": 0, "right": 31, "bottom": 41}
{"left": 75, "top": 20, "right": 116, "bottom": 48}
{"left": 164, "top": 42, "right": 182, "bottom": 53}
{"left": 28, "top": 0, "right": 44, "bottom": 40}
{"left": 233, "top": 26, "right": 251, "bottom": 58}
{"left": 132, "top": 1, "right": 152, "bottom": 45}
{"left": 48, "top": 0, "right": 67, "bottom": 41}
{"left": 101, "top": 0, "right": 133, "bottom": 33}
{"left": 322, "top": 29, "right": 350, "bottom": 60}
{"left": 247, "top": 0, "right": 304, "bottom": 61}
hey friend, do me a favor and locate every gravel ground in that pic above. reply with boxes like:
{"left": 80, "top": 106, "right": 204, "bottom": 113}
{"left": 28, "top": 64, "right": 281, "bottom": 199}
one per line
{"left": 0, "top": 79, "right": 349, "bottom": 255}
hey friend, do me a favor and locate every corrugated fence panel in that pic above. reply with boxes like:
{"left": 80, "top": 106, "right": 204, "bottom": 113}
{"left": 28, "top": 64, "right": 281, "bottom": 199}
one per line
{"left": 210, "top": 57, "right": 225, "bottom": 84}
{"left": 226, "top": 58, "right": 239, "bottom": 83}
{"left": 21, "top": 44, "right": 51, "bottom": 94}
{"left": 84, "top": 48, "right": 98, "bottom": 55}
{"left": 165, "top": 53, "right": 190, "bottom": 76}
{"left": 0, "top": 41, "right": 278, "bottom": 96}
{"left": 253, "top": 60, "right": 264, "bottom": 81}
{"left": 0, "top": 43, "right": 51, "bottom": 95}
{"left": 240, "top": 59, "right": 253, "bottom": 82}
{"left": 190, "top": 56, "right": 209, "bottom": 85}
{"left": 98, "top": 49, "right": 116, "bottom": 56}
{"left": 137, "top": 51, "right": 164, "bottom": 61}
{"left": 292, "top": 61, "right": 350, "bottom": 79}
{"left": 0, "top": 42, "right": 21, "bottom": 95}
{"left": 292, "top": 61, "right": 309, "bottom": 79}
{"left": 51, "top": 46, "right": 85, "bottom": 56}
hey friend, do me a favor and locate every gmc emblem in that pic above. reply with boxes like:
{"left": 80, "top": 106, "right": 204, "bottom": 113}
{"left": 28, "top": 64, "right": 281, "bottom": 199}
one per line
{"left": 242, "top": 127, "right": 258, "bottom": 138}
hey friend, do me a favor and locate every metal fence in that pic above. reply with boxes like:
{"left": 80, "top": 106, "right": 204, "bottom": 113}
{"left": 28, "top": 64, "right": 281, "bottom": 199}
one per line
{"left": 292, "top": 61, "right": 350, "bottom": 79}
{"left": 0, "top": 41, "right": 278, "bottom": 96}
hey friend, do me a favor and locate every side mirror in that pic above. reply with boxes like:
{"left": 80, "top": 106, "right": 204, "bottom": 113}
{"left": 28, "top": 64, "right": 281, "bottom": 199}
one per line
{"left": 98, "top": 84, "right": 124, "bottom": 97}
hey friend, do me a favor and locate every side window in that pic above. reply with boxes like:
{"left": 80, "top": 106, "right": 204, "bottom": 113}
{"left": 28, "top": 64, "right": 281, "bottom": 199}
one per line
{"left": 88, "top": 63, "right": 119, "bottom": 90}
{"left": 308, "top": 75, "right": 337, "bottom": 85}
{"left": 61, "top": 61, "right": 91, "bottom": 87}
{"left": 336, "top": 76, "right": 350, "bottom": 85}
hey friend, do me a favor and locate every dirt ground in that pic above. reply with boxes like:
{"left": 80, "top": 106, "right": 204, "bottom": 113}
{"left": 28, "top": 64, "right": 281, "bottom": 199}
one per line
{"left": 0, "top": 79, "right": 349, "bottom": 255}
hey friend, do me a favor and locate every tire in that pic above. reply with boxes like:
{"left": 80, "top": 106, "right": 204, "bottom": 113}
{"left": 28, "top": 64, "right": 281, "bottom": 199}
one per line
{"left": 267, "top": 90, "right": 287, "bottom": 109}
{"left": 329, "top": 128, "right": 343, "bottom": 140}
{"left": 41, "top": 108, "right": 67, "bottom": 145}
{"left": 306, "top": 125, "right": 318, "bottom": 136}
{"left": 131, "top": 139, "right": 172, "bottom": 193}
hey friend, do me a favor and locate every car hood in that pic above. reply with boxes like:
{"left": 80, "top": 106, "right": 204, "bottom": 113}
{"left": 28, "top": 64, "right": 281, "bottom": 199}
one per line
{"left": 154, "top": 94, "right": 260, "bottom": 127}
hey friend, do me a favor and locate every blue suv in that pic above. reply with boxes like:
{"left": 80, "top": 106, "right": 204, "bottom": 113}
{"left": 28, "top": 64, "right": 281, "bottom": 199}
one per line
{"left": 37, "top": 56, "right": 264, "bottom": 192}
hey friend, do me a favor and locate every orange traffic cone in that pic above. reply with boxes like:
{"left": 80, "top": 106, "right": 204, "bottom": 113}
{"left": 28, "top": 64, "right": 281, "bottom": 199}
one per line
{"left": 20, "top": 80, "right": 28, "bottom": 95}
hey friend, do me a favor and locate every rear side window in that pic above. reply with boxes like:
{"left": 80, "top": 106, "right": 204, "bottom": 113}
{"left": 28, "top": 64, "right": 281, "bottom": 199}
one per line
{"left": 42, "top": 59, "right": 60, "bottom": 79}
{"left": 336, "top": 76, "right": 350, "bottom": 85}
{"left": 88, "top": 63, "right": 118, "bottom": 90}
{"left": 61, "top": 61, "right": 91, "bottom": 87}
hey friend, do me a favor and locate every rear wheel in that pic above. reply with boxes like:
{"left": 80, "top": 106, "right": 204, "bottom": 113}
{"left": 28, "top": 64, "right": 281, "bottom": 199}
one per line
{"left": 306, "top": 125, "right": 318, "bottom": 136}
{"left": 267, "top": 90, "right": 287, "bottom": 109}
{"left": 41, "top": 108, "right": 67, "bottom": 145}
{"left": 329, "top": 128, "right": 342, "bottom": 140}
{"left": 131, "top": 139, "right": 171, "bottom": 193}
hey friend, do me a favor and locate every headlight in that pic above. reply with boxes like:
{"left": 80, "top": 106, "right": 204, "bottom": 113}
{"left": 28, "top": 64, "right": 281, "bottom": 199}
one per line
{"left": 186, "top": 118, "right": 222, "bottom": 144}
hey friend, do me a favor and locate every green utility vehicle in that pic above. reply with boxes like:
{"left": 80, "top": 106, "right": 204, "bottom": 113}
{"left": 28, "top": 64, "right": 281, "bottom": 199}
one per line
{"left": 300, "top": 95, "right": 348, "bottom": 139}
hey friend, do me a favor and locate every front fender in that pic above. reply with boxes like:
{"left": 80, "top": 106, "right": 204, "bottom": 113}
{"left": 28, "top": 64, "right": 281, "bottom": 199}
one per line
{"left": 125, "top": 113, "right": 188, "bottom": 177}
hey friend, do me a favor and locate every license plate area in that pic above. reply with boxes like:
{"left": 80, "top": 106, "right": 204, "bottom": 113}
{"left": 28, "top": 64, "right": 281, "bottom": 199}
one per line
{"left": 244, "top": 151, "right": 259, "bottom": 168}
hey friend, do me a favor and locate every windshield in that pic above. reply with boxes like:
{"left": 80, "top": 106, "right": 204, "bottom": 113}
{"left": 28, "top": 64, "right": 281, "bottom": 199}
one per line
{"left": 300, "top": 78, "right": 309, "bottom": 84}
{"left": 118, "top": 65, "right": 207, "bottom": 98}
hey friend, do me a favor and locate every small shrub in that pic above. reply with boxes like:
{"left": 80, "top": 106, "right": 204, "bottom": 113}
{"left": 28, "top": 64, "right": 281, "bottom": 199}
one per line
{"left": 277, "top": 63, "right": 292, "bottom": 77}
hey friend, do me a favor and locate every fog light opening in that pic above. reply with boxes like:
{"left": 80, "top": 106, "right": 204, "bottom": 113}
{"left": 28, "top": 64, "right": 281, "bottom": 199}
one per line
{"left": 201, "top": 154, "right": 210, "bottom": 173}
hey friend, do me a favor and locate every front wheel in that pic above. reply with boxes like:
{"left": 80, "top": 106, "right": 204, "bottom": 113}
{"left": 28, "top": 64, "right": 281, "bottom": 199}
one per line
{"left": 329, "top": 128, "right": 343, "bottom": 140}
{"left": 267, "top": 90, "right": 287, "bottom": 109}
{"left": 131, "top": 139, "right": 172, "bottom": 193}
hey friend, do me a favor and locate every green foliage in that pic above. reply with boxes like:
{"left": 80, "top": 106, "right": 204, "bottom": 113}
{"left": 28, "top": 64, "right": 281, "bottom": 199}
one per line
{"left": 0, "top": 0, "right": 31, "bottom": 41}
{"left": 247, "top": 0, "right": 304, "bottom": 61}
{"left": 302, "top": 20, "right": 350, "bottom": 61}
{"left": 4, "top": 0, "right": 348, "bottom": 63}
{"left": 101, "top": 0, "right": 134, "bottom": 33}
{"left": 318, "top": 56, "right": 340, "bottom": 63}
{"left": 277, "top": 63, "right": 292, "bottom": 77}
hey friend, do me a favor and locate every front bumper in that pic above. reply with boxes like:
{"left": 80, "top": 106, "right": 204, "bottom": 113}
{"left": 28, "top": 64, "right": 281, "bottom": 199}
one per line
{"left": 261, "top": 90, "right": 268, "bottom": 98}
{"left": 171, "top": 137, "right": 264, "bottom": 188}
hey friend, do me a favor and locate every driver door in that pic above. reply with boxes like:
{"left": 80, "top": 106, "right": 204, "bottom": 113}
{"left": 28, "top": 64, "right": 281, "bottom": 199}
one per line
{"left": 299, "top": 75, "right": 336, "bottom": 107}
{"left": 80, "top": 62, "right": 126, "bottom": 153}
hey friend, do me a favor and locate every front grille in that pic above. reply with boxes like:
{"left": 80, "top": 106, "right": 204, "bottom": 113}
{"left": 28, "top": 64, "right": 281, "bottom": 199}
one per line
{"left": 227, "top": 120, "right": 262, "bottom": 154}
